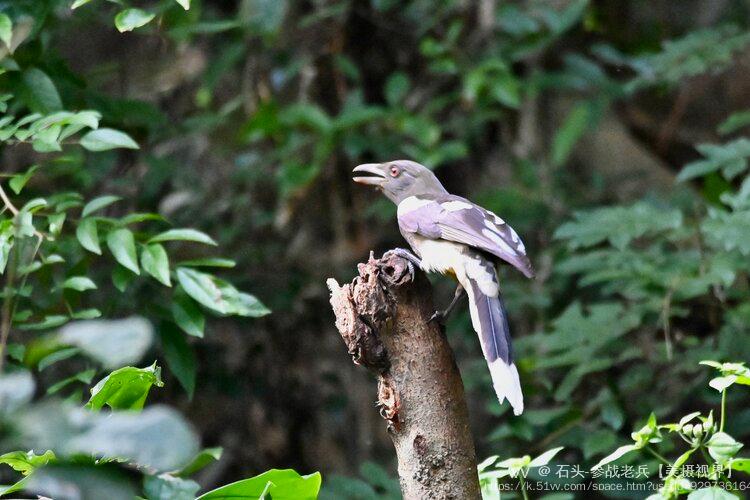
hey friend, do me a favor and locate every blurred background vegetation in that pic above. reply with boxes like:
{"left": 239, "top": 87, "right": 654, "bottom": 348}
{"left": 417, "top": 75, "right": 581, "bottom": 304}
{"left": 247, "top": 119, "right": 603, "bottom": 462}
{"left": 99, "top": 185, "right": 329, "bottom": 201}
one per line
{"left": 2, "top": 0, "right": 750, "bottom": 498}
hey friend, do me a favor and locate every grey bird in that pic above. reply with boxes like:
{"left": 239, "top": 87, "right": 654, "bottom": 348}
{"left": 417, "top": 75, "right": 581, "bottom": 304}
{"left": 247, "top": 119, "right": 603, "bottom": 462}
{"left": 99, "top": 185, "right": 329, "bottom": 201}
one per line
{"left": 353, "top": 159, "right": 534, "bottom": 415}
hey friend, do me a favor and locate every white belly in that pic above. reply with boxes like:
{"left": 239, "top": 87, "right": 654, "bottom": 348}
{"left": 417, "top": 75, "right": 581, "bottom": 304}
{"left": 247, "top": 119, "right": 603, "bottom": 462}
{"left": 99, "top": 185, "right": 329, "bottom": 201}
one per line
{"left": 416, "top": 239, "right": 465, "bottom": 276}
{"left": 413, "top": 237, "right": 500, "bottom": 297}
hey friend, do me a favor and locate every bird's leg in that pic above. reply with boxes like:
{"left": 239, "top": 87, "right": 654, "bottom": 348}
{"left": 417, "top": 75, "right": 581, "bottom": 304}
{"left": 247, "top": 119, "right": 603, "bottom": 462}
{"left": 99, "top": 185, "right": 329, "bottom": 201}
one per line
{"left": 429, "top": 284, "right": 465, "bottom": 324}
{"left": 382, "top": 247, "right": 422, "bottom": 281}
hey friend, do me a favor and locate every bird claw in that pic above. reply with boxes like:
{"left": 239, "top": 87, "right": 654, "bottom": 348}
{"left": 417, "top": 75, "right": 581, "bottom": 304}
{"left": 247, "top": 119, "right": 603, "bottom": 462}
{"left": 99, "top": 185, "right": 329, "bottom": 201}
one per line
{"left": 427, "top": 310, "right": 445, "bottom": 325}
{"left": 382, "top": 248, "right": 421, "bottom": 282}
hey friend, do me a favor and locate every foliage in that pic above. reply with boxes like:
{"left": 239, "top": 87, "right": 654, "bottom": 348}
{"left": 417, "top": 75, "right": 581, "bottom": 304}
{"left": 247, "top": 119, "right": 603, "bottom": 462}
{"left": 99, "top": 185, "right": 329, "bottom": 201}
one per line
{"left": 1, "top": 0, "right": 750, "bottom": 497}
{"left": 0, "top": 2, "right": 315, "bottom": 498}
{"left": 479, "top": 447, "right": 564, "bottom": 500}
{"left": 589, "top": 362, "right": 750, "bottom": 499}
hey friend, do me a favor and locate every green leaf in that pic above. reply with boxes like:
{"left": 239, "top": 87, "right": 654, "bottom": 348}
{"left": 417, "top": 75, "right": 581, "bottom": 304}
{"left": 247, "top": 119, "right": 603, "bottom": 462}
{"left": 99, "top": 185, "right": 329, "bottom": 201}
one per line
{"left": 174, "top": 267, "right": 232, "bottom": 314}
{"left": 174, "top": 0, "right": 190, "bottom": 9}
{"left": 144, "top": 473, "right": 199, "bottom": 500}
{"left": 19, "top": 68, "right": 62, "bottom": 114}
{"left": 718, "top": 110, "right": 750, "bottom": 135}
{"left": 9, "top": 165, "right": 38, "bottom": 194}
{"left": 82, "top": 195, "right": 121, "bottom": 217}
{"left": 178, "top": 258, "right": 236, "bottom": 268}
{"left": 159, "top": 323, "right": 197, "bottom": 398}
{"left": 384, "top": 72, "right": 410, "bottom": 105}
{"left": 528, "top": 447, "right": 564, "bottom": 468}
{"left": 0, "top": 450, "right": 55, "bottom": 475}
{"left": 0, "top": 13, "right": 12, "bottom": 50}
{"left": 72, "top": 308, "right": 102, "bottom": 320}
{"left": 709, "top": 375, "right": 737, "bottom": 392}
{"left": 172, "top": 291, "right": 205, "bottom": 338}
{"left": 687, "top": 487, "right": 737, "bottom": 500}
{"left": 197, "top": 469, "right": 322, "bottom": 500}
{"left": 149, "top": 228, "right": 217, "bottom": 246}
{"left": 62, "top": 276, "right": 97, "bottom": 292}
{"left": 702, "top": 210, "right": 750, "bottom": 255}
{"left": 86, "top": 363, "right": 164, "bottom": 411}
{"left": 678, "top": 138, "right": 750, "bottom": 182}
{"left": 176, "top": 268, "right": 269, "bottom": 317}
{"left": 114, "top": 8, "right": 156, "bottom": 32}
{"left": 47, "top": 368, "right": 96, "bottom": 394}
{"left": 554, "top": 202, "right": 683, "bottom": 250}
{"left": 107, "top": 228, "right": 140, "bottom": 274}
{"left": 706, "top": 432, "right": 743, "bottom": 463}
{"left": 174, "top": 448, "right": 223, "bottom": 477}
{"left": 38, "top": 346, "right": 81, "bottom": 371}
{"left": 71, "top": 0, "right": 96, "bottom": 8}
{"left": 112, "top": 265, "right": 136, "bottom": 292}
{"left": 141, "top": 243, "right": 171, "bottom": 286}
{"left": 279, "top": 103, "right": 332, "bottom": 133}
{"left": 18, "top": 315, "right": 69, "bottom": 331}
{"left": 729, "top": 458, "right": 750, "bottom": 473}
{"left": 7, "top": 343, "right": 25, "bottom": 362}
{"left": 120, "top": 212, "right": 166, "bottom": 225}
{"left": 80, "top": 128, "right": 139, "bottom": 151}
{"left": 48, "top": 212, "right": 66, "bottom": 236}
{"left": 590, "top": 444, "right": 637, "bottom": 471}
{"left": 678, "top": 412, "right": 702, "bottom": 427}
{"left": 77, "top": 218, "right": 101, "bottom": 254}
{"left": 551, "top": 101, "right": 595, "bottom": 167}
{"left": 58, "top": 317, "right": 154, "bottom": 369}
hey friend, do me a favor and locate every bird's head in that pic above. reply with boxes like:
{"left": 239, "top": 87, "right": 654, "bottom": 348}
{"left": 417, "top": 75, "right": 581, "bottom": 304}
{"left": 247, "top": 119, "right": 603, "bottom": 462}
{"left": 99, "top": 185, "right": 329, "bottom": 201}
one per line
{"left": 352, "top": 160, "right": 447, "bottom": 204}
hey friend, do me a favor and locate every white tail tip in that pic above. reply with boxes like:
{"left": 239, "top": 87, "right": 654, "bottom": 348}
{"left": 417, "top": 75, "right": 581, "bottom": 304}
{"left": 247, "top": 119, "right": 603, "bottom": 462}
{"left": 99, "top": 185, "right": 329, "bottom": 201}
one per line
{"left": 489, "top": 359, "right": 524, "bottom": 416}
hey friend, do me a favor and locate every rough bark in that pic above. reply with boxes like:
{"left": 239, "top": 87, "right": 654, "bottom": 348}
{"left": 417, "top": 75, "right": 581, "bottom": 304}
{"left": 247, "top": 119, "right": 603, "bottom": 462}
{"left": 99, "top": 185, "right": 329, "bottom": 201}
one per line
{"left": 327, "top": 253, "right": 481, "bottom": 500}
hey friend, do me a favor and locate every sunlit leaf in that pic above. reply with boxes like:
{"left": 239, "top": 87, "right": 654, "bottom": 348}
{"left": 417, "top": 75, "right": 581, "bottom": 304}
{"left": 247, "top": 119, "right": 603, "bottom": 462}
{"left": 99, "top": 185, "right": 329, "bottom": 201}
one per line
{"left": 82, "top": 195, "right": 121, "bottom": 217}
{"left": 0, "top": 450, "right": 55, "bottom": 476}
{"left": 80, "top": 128, "right": 139, "bottom": 151}
{"left": 114, "top": 8, "right": 156, "bottom": 33}
{"left": 0, "top": 13, "right": 12, "bottom": 50}
{"left": 76, "top": 218, "right": 101, "bottom": 254}
{"left": 197, "top": 469, "right": 322, "bottom": 500}
{"left": 140, "top": 243, "right": 171, "bottom": 286}
{"left": 86, "top": 363, "right": 163, "bottom": 411}
{"left": 62, "top": 276, "right": 97, "bottom": 292}
{"left": 149, "top": 228, "right": 217, "bottom": 246}
{"left": 107, "top": 228, "right": 140, "bottom": 274}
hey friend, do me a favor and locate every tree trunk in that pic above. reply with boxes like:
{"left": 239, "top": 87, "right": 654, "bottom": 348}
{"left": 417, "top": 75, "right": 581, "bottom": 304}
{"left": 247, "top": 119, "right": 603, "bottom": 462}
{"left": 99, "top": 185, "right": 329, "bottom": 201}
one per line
{"left": 327, "top": 253, "right": 481, "bottom": 500}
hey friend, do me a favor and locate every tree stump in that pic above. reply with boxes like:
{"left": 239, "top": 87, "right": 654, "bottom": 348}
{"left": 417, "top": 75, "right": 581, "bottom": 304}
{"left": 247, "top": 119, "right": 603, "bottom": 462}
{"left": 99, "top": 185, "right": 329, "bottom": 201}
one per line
{"left": 327, "top": 252, "right": 480, "bottom": 499}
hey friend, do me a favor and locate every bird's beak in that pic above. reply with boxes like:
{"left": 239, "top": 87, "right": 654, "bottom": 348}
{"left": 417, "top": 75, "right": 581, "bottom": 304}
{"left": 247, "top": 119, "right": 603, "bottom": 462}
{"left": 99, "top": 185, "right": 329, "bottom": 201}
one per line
{"left": 353, "top": 163, "right": 387, "bottom": 186}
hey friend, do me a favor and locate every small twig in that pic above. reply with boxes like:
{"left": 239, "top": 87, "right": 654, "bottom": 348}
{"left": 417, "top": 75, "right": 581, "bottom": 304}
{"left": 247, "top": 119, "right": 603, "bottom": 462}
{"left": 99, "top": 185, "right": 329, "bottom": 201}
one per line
{"left": 0, "top": 184, "right": 19, "bottom": 216}
{"left": 519, "top": 475, "right": 529, "bottom": 500}
{"left": 0, "top": 182, "right": 46, "bottom": 240}
{"left": 719, "top": 389, "right": 726, "bottom": 433}
{"left": 0, "top": 244, "right": 17, "bottom": 374}
{"left": 0, "top": 182, "right": 46, "bottom": 372}
{"left": 645, "top": 446, "right": 671, "bottom": 466}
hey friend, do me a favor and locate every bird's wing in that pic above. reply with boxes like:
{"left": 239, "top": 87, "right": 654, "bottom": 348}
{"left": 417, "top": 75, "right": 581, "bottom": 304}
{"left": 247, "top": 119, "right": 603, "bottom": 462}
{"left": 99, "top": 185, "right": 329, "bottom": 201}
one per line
{"left": 398, "top": 195, "right": 534, "bottom": 278}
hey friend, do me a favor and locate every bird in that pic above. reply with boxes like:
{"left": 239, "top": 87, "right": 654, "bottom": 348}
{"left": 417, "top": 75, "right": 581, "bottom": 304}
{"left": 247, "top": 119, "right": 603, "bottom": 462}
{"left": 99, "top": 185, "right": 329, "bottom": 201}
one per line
{"left": 353, "top": 159, "right": 534, "bottom": 416}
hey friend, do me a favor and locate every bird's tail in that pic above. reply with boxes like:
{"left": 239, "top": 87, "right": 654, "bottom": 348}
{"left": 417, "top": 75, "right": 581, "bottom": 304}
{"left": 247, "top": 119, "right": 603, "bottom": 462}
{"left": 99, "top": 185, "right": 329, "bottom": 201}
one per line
{"left": 464, "top": 278, "right": 524, "bottom": 415}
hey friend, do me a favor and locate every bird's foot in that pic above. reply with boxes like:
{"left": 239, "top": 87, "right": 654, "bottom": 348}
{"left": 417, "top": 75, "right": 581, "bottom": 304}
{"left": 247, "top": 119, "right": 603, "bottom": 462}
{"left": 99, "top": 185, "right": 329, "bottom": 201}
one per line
{"left": 382, "top": 248, "right": 421, "bottom": 281}
{"left": 427, "top": 310, "right": 445, "bottom": 325}
{"left": 427, "top": 285, "right": 465, "bottom": 325}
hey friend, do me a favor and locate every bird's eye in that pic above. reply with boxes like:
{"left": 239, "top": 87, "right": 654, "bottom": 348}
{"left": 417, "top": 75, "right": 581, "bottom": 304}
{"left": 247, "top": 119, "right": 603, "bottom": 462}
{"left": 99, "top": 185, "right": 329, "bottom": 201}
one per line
{"left": 389, "top": 166, "right": 400, "bottom": 177}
